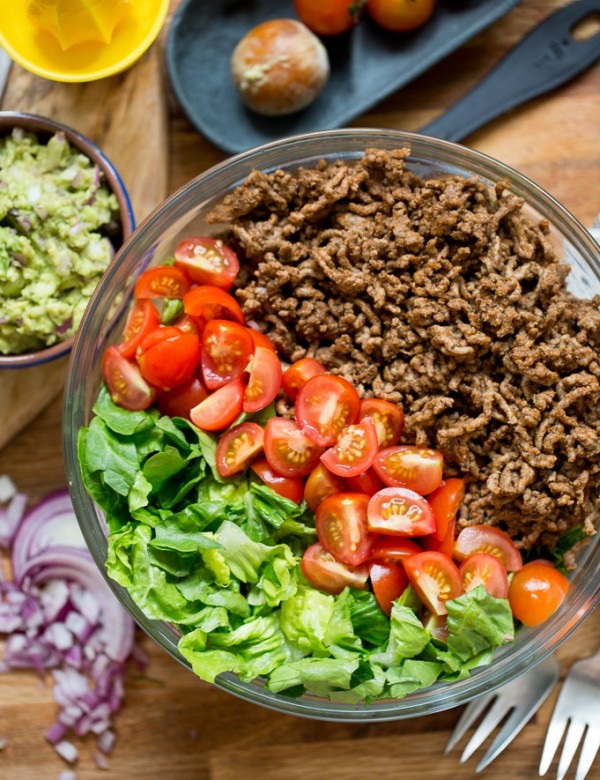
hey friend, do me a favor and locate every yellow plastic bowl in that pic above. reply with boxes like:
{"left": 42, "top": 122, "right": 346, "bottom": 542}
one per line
{"left": 0, "top": 0, "right": 170, "bottom": 82}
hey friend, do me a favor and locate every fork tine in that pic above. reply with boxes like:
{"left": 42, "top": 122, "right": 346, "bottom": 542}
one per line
{"left": 575, "top": 726, "right": 600, "bottom": 780}
{"left": 445, "top": 694, "right": 493, "bottom": 753}
{"left": 539, "top": 704, "right": 570, "bottom": 775}
{"left": 557, "top": 720, "right": 586, "bottom": 780}
{"left": 460, "top": 696, "right": 512, "bottom": 763}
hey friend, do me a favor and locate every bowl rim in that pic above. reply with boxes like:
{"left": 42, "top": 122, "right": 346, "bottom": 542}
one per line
{"left": 64, "top": 127, "right": 600, "bottom": 721}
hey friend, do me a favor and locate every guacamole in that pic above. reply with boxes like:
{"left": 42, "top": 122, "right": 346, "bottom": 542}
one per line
{"left": 0, "top": 128, "right": 121, "bottom": 355}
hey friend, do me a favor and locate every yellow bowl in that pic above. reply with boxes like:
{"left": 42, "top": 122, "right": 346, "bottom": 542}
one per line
{"left": 0, "top": 0, "right": 170, "bottom": 83}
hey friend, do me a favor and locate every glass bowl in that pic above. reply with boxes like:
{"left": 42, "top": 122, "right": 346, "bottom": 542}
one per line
{"left": 63, "top": 129, "right": 600, "bottom": 722}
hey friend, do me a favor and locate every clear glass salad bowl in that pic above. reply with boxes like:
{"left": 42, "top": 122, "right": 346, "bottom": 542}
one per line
{"left": 63, "top": 129, "right": 600, "bottom": 722}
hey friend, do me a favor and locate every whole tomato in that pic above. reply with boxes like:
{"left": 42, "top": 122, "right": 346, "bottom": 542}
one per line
{"left": 294, "top": 0, "right": 364, "bottom": 36}
{"left": 366, "top": 0, "right": 436, "bottom": 32}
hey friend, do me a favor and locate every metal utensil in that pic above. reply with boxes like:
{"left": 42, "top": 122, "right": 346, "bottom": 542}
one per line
{"left": 539, "top": 647, "right": 600, "bottom": 780}
{"left": 445, "top": 654, "right": 561, "bottom": 773}
{"left": 0, "top": 47, "right": 11, "bottom": 105}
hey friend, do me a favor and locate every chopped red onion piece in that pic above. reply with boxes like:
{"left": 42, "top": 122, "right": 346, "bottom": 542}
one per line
{"left": 58, "top": 771, "right": 76, "bottom": 780}
{"left": 54, "top": 740, "right": 78, "bottom": 764}
{"left": 94, "top": 751, "right": 110, "bottom": 770}
{"left": 97, "top": 729, "right": 116, "bottom": 755}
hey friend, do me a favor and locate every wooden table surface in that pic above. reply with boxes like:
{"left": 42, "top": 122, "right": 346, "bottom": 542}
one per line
{"left": 1, "top": 1, "right": 599, "bottom": 778}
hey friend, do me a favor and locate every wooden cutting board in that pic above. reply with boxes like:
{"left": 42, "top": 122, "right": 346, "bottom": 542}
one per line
{"left": 0, "top": 42, "right": 169, "bottom": 450}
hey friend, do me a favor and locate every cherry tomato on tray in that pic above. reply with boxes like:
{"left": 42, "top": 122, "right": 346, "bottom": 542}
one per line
{"left": 294, "top": 0, "right": 363, "bottom": 36}
{"left": 366, "top": 0, "right": 436, "bottom": 32}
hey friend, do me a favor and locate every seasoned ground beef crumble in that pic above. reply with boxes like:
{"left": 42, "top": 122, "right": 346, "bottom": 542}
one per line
{"left": 207, "top": 148, "right": 600, "bottom": 565}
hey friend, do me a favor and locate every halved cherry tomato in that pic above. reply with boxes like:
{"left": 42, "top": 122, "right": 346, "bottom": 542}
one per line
{"left": 183, "top": 285, "right": 245, "bottom": 325}
{"left": 158, "top": 376, "right": 208, "bottom": 420}
{"left": 295, "top": 374, "right": 361, "bottom": 446}
{"left": 422, "top": 517, "right": 456, "bottom": 558}
{"left": 244, "top": 346, "right": 283, "bottom": 413}
{"left": 216, "top": 422, "right": 264, "bottom": 478}
{"left": 453, "top": 525, "right": 523, "bottom": 572}
{"left": 460, "top": 553, "right": 509, "bottom": 600}
{"left": 345, "top": 468, "right": 385, "bottom": 496}
{"left": 134, "top": 265, "right": 191, "bottom": 299}
{"left": 282, "top": 357, "right": 326, "bottom": 401}
{"left": 102, "top": 346, "right": 158, "bottom": 411}
{"left": 250, "top": 458, "right": 305, "bottom": 504}
{"left": 190, "top": 378, "right": 245, "bottom": 431}
{"left": 369, "top": 561, "right": 409, "bottom": 615}
{"left": 173, "top": 314, "right": 203, "bottom": 336}
{"left": 137, "top": 327, "right": 201, "bottom": 390}
{"left": 368, "top": 536, "right": 421, "bottom": 562}
{"left": 316, "top": 493, "right": 374, "bottom": 565}
{"left": 367, "top": 487, "right": 436, "bottom": 537}
{"left": 359, "top": 398, "right": 404, "bottom": 448}
{"left": 301, "top": 543, "right": 369, "bottom": 595}
{"left": 294, "top": 0, "right": 363, "bottom": 35}
{"left": 246, "top": 327, "right": 277, "bottom": 351}
{"left": 366, "top": 0, "right": 436, "bottom": 32}
{"left": 373, "top": 445, "right": 444, "bottom": 496}
{"left": 427, "top": 478, "right": 466, "bottom": 541}
{"left": 264, "top": 417, "right": 324, "bottom": 478}
{"left": 174, "top": 237, "right": 239, "bottom": 290}
{"left": 200, "top": 319, "right": 254, "bottom": 390}
{"left": 508, "top": 561, "right": 569, "bottom": 626}
{"left": 304, "top": 463, "right": 346, "bottom": 513}
{"left": 320, "top": 419, "right": 379, "bottom": 478}
{"left": 118, "top": 299, "right": 161, "bottom": 359}
{"left": 404, "top": 551, "right": 462, "bottom": 616}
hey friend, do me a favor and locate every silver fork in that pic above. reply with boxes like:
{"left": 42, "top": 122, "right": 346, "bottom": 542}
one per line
{"left": 539, "top": 648, "right": 600, "bottom": 780}
{"left": 445, "top": 654, "right": 561, "bottom": 772}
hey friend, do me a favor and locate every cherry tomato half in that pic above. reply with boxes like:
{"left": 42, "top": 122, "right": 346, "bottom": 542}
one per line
{"left": 304, "top": 463, "right": 346, "bottom": 513}
{"left": 158, "top": 376, "right": 208, "bottom": 420}
{"left": 103, "top": 346, "right": 158, "bottom": 411}
{"left": 345, "top": 468, "right": 385, "bottom": 496}
{"left": 137, "top": 327, "right": 201, "bottom": 391}
{"left": 404, "top": 551, "right": 462, "bottom": 616}
{"left": 118, "top": 299, "right": 161, "bottom": 359}
{"left": 422, "top": 517, "right": 456, "bottom": 558}
{"left": 250, "top": 458, "right": 305, "bottom": 504}
{"left": 369, "top": 561, "right": 409, "bottom": 615}
{"left": 295, "top": 374, "right": 361, "bottom": 447}
{"left": 174, "top": 237, "right": 239, "bottom": 290}
{"left": 264, "top": 417, "right": 325, "bottom": 478}
{"left": 244, "top": 346, "right": 283, "bottom": 413}
{"left": 454, "top": 525, "right": 523, "bottom": 572}
{"left": 282, "top": 357, "right": 326, "bottom": 401}
{"left": 190, "top": 378, "right": 245, "bottom": 431}
{"left": 508, "top": 561, "right": 569, "bottom": 626}
{"left": 301, "top": 542, "right": 369, "bottom": 595}
{"left": 359, "top": 398, "right": 404, "bottom": 448}
{"left": 294, "top": 0, "right": 363, "bottom": 35}
{"left": 460, "top": 553, "right": 509, "bottom": 600}
{"left": 134, "top": 265, "right": 191, "bottom": 299}
{"left": 216, "top": 422, "right": 264, "bottom": 478}
{"left": 320, "top": 418, "right": 379, "bottom": 478}
{"left": 427, "top": 478, "right": 466, "bottom": 541}
{"left": 367, "top": 487, "right": 436, "bottom": 537}
{"left": 316, "top": 493, "right": 374, "bottom": 566}
{"left": 183, "top": 285, "right": 245, "bottom": 325}
{"left": 368, "top": 536, "right": 422, "bottom": 562}
{"left": 373, "top": 445, "right": 444, "bottom": 496}
{"left": 246, "top": 327, "right": 277, "bottom": 352}
{"left": 200, "top": 319, "right": 254, "bottom": 390}
{"left": 366, "top": 0, "right": 436, "bottom": 32}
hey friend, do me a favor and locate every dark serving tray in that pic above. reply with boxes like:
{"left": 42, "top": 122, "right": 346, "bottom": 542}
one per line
{"left": 166, "top": 0, "right": 520, "bottom": 155}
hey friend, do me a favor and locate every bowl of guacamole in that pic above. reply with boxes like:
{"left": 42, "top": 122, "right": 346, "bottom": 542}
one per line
{"left": 0, "top": 112, "right": 135, "bottom": 369}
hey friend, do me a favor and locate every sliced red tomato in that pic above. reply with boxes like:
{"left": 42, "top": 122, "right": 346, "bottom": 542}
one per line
{"left": 102, "top": 346, "right": 158, "bottom": 411}
{"left": 246, "top": 328, "right": 277, "bottom": 351}
{"left": 295, "top": 374, "right": 361, "bottom": 446}
{"left": 190, "top": 378, "right": 245, "bottom": 431}
{"left": 367, "top": 487, "right": 436, "bottom": 537}
{"left": 345, "top": 468, "right": 385, "bottom": 496}
{"left": 118, "top": 299, "right": 161, "bottom": 359}
{"left": 281, "top": 357, "right": 326, "bottom": 401}
{"left": 158, "top": 376, "right": 208, "bottom": 420}
{"left": 422, "top": 517, "right": 456, "bottom": 558}
{"left": 301, "top": 543, "right": 369, "bottom": 595}
{"left": 174, "top": 237, "right": 239, "bottom": 290}
{"left": 216, "top": 422, "right": 264, "bottom": 478}
{"left": 427, "top": 478, "right": 466, "bottom": 541}
{"left": 134, "top": 265, "right": 191, "bottom": 299}
{"left": 404, "top": 551, "right": 462, "bottom": 616}
{"left": 373, "top": 445, "right": 444, "bottom": 496}
{"left": 320, "top": 419, "right": 379, "bottom": 478}
{"left": 460, "top": 553, "right": 509, "bottom": 599}
{"left": 137, "top": 327, "right": 201, "bottom": 391}
{"left": 183, "top": 285, "right": 245, "bottom": 325}
{"left": 200, "top": 319, "right": 254, "bottom": 390}
{"left": 508, "top": 561, "right": 569, "bottom": 626}
{"left": 454, "top": 525, "right": 523, "bottom": 572}
{"left": 369, "top": 561, "right": 409, "bottom": 615}
{"left": 315, "top": 493, "right": 374, "bottom": 566}
{"left": 250, "top": 458, "right": 305, "bottom": 504}
{"left": 173, "top": 314, "right": 203, "bottom": 336}
{"left": 294, "top": 0, "right": 363, "bottom": 35}
{"left": 244, "top": 346, "right": 283, "bottom": 413}
{"left": 264, "top": 417, "right": 325, "bottom": 478}
{"left": 304, "top": 463, "right": 346, "bottom": 513}
{"left": 368, "top": 536, "right": 422, "bottom": 562}
{"left": 359, "top": 398, "right": 404, "bottom": 448}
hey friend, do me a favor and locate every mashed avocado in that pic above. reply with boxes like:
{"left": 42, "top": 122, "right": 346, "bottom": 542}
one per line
{"left": 0, "top": 128, "right": 121, "bottom": 355}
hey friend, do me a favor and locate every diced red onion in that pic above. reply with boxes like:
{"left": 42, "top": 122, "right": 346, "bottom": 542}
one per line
{"left": 58, "top": 771, "right": 76, "bottom": 780}
{"left": 54, "top": 740, "right": 78, "bottom": 764}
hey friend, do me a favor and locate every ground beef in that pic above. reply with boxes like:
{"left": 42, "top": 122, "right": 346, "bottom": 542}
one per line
{"left": 207, "top": 148, "right": 600, "bottom": 558}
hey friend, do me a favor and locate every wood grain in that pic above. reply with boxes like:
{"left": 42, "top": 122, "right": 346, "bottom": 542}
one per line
{"left": 0, "top": 0, "right": 598, "bottom": 777}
